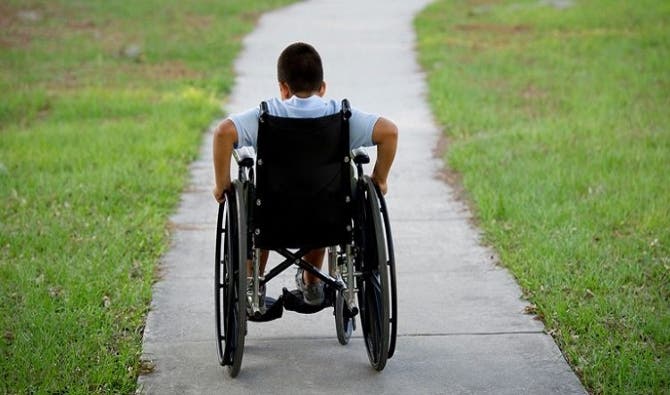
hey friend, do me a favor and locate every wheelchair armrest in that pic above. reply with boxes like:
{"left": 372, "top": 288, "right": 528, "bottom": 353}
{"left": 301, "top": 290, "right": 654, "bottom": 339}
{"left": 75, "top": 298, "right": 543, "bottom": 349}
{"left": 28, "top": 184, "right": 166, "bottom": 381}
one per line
{"left": 351, "top": 147, "right": 370, "bottom": 165}
{"left": 233, "top": 146, "right": 256, "bottom": 168}
{"left": 341, "top": 99, "right": 352, "bottom": 120}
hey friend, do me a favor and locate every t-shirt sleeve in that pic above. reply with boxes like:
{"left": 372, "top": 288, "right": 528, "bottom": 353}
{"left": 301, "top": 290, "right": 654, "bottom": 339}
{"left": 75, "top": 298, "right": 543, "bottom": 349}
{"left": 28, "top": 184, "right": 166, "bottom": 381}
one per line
{"left": 228, "top": 107, "right": 260, "bottom": 148}
{"left": 348, "top": 107, "right": 378, "bottom": 149}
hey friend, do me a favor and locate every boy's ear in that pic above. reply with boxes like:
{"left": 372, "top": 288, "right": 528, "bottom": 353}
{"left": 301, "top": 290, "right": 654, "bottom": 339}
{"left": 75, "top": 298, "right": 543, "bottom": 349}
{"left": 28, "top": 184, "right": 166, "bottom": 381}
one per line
{"left": 279, "top": 81, "right": 291, "bottom": 99}
{"left": 318, "top": 81, "right": 327, "bottom": 97}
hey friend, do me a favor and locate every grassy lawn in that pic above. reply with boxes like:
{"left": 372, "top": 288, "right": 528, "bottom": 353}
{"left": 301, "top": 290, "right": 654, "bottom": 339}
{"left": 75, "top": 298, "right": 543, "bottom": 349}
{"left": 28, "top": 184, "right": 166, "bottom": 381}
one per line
{"left": 416, "top": 0, "right": 669, "bottom": 393}
{"left": 0, "top": 0, "right": 292, "bottom": 392}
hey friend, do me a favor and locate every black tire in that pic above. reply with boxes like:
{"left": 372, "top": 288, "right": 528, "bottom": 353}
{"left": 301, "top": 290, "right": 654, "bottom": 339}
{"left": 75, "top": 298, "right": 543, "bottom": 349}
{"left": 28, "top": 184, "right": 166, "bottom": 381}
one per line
{"left": 356, "top": 177, "right": 390, "bottom": 371}
{"left": 375, "top": 184, "right": 398, "bottom": 359}
{"left": 214, "top": 182, "right": 247, "bottom": 377}
{"left": 335, "top": 290, "right": 354, "bottom": 345}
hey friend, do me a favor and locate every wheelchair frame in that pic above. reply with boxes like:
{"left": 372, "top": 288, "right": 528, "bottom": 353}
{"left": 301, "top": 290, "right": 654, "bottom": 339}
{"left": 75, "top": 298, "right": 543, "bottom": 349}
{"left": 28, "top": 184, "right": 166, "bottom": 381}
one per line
{"left": 214, "top": 101, "right": 398, "bottom": 377}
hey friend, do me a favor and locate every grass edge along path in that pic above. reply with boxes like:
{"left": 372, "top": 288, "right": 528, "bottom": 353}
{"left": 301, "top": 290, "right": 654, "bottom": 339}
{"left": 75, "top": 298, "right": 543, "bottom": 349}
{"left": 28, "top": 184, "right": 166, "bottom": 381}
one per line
{"left": 0, "top": 1, "right": 294, "bottom": 393}
{"left": 415, "top": 0, "right": 669, "bottom": 394}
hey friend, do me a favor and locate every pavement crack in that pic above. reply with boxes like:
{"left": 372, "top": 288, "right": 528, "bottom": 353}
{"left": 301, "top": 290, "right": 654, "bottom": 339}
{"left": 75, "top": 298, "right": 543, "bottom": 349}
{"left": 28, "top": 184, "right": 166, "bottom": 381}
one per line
{"left": 398, "top": 330, "right": 545, "bottom": 337}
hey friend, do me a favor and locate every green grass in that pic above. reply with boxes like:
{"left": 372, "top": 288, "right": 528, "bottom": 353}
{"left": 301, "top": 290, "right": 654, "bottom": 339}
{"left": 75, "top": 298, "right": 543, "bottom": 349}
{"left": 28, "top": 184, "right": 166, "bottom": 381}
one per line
{"left": 416, "top": 0, "right": 669, "bottom": 393}
{"left": 0, "top": 0, "right": 293, "bottom": 393}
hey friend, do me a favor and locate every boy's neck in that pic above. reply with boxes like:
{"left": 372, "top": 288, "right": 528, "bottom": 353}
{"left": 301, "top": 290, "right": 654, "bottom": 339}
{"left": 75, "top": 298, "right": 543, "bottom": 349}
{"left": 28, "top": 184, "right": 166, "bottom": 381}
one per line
{"left": 279, "top": 81, "right": 326, "bottom": 99}
{"left": 292, "top": 91, "right": 318, "bottom": 98}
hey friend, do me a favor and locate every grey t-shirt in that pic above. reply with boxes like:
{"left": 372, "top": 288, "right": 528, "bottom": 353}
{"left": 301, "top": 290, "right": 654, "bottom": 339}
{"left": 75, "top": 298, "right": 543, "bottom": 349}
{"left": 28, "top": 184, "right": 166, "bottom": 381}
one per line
{"left": 228, "top": 95, "right": 379, "bottom": 150}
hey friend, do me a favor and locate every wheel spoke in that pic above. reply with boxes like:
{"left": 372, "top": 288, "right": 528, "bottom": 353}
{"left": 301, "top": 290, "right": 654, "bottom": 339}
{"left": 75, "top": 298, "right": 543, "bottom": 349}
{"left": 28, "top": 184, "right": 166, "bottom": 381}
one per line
{"left": 370, "top": 273, "right": 382, "bottom": 293}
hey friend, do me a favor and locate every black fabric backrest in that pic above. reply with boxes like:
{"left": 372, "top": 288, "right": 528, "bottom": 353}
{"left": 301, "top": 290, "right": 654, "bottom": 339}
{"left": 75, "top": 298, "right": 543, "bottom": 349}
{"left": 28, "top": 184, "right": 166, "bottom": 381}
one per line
{"left": 253, "top": 108, "right": 352, "bottom": 249}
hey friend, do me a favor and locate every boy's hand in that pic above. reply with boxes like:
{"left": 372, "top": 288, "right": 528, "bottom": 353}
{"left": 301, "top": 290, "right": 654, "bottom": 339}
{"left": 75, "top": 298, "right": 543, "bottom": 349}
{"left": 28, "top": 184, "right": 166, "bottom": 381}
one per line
{"left": 212, "top": 181, "right": 230, "bottom": 203}
{"left": 212, "top": 184, "right": 228, "bottom": 204}
{"left": 372, "top": 175, "right": 388, "bottom": 195}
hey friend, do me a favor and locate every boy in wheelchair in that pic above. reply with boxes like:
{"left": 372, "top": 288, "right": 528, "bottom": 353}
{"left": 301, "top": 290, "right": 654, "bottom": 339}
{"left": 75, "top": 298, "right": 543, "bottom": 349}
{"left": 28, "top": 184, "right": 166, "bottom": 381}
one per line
{"left": 212, "top": 42, "right": 397, "bottom": 309}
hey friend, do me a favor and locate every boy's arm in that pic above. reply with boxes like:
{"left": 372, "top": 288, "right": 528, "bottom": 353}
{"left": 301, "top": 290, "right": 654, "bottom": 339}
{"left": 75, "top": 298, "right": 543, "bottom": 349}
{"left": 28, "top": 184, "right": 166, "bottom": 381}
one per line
{"left": 370, "top": 117, "right": 398, "bottom": 195}
{"left": 212, "top": 119, "right": 238, "bottom": 203}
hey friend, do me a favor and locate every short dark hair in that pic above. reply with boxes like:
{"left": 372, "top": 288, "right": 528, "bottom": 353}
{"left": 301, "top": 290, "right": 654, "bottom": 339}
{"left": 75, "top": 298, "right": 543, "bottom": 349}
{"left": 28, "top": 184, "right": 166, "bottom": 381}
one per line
{"left": 277, "top": 42, "right": 323, "bottom": 93}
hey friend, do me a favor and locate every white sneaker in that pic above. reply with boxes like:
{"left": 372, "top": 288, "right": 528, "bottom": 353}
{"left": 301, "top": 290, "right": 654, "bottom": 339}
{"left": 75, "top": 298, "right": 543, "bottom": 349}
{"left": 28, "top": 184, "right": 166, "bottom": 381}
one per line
{"left": 295, "top": 268, "right": 324, "bottom": 306}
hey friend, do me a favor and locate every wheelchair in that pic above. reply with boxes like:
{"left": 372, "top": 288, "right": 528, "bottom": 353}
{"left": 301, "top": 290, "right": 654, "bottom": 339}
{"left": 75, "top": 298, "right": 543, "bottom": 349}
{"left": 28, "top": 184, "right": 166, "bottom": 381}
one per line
{"left": 214, "top": 100, "right": 398, "bottom": 377}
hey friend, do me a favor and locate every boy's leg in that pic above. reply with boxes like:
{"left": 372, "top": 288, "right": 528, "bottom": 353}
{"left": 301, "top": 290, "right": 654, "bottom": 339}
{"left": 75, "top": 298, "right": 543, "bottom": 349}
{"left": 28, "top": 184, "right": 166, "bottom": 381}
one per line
{"left": 246, "top": 248, "right": 322, "bottom": 280}
{"left": 295, "top": 248, "right": 326, "bottom": 306}
{"left": 260, "top": 249, "right": 269, "bottom": 274}
{"left": 246, "top": 249, "right": 270, "bottom": 313}
{"left": 302, "top": 248, "right": 326, "bottom": 284}
{"left": 246, "top": 249, "right": 270, "bottom": 277}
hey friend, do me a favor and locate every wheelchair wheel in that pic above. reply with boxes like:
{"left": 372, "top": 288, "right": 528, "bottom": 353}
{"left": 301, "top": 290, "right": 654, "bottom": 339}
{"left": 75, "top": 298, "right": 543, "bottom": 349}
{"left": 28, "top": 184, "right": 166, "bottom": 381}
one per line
{"left": 375, "top": 184, "right": 398, "bottom": 359}
{"left": 356, "top": 177, "right": 390, "bottom": 371}
{"left": 335, "top": 289, "right": 355, "bottom": 345}
{"left": 214, "top": 183, "right": 247, "bottom": 377}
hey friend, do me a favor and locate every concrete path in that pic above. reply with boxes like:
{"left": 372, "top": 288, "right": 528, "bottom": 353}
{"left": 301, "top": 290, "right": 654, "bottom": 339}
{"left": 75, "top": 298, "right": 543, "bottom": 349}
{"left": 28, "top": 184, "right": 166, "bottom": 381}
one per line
{"left": 138, "top": 1, "right": 586, "bottom": 393}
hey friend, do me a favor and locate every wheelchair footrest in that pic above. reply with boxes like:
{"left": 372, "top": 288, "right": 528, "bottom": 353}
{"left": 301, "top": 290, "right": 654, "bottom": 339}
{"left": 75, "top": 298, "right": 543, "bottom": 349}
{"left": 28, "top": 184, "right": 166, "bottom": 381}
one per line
{"left": 247, "top": 285, "right": 336, "bottom": 322}
{"left": 282, "top": 287, "right": 333, "bottom": 315}
{"left": 247, "top": 296, "right": 284, "bottom": 322}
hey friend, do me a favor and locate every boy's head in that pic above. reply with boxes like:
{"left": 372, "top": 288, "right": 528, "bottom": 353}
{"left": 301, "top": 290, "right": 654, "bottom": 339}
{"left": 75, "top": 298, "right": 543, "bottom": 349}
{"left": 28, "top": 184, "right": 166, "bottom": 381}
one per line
{"left": 277, "top": 42, "right": 325, "bottom": 98}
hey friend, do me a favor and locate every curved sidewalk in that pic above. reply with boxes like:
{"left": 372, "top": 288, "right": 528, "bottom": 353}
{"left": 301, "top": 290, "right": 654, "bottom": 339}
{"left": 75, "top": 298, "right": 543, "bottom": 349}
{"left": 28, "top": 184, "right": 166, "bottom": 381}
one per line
{"left": 138, "top": 1, "right": 586, "bottom": 393}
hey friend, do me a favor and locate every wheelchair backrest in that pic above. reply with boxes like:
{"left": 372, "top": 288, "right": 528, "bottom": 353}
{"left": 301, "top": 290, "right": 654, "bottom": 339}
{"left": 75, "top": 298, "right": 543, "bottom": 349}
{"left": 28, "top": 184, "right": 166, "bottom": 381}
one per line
{"left": 253, "top": 100, "right": 353, "bottom": 250}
